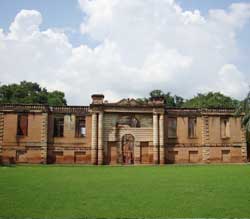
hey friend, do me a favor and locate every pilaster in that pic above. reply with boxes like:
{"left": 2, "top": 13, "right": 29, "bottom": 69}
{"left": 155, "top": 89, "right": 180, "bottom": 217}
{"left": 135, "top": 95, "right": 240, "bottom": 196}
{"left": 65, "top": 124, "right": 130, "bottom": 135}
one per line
{"left": 98, "top": 112, "right": 104, "bottom": 165}
{"left": 91, "top": 113, "right": 98, "bottom": 164}
{"left": 202, "top": 115, "right": 210, "bottom": 163}
{"left": 240, "top": 126, "right": 247, "bottom": 162}
{"left": 159, "top": 114, "right": 165, "bottom": 164}
{"left": 41, "top": 113, "right": 48, "bottom": 164}
{"left": 153, "top": 113, "right": 159, "bottom": 164}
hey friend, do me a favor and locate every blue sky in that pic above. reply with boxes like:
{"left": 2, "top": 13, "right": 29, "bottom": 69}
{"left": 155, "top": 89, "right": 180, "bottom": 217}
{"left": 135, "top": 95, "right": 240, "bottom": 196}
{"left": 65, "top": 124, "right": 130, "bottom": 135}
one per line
{"left": 1, "top": 0, "right": 249, "bottom": 47}
{"left": 0, "top": 0, "right": 250, "bottom": 104}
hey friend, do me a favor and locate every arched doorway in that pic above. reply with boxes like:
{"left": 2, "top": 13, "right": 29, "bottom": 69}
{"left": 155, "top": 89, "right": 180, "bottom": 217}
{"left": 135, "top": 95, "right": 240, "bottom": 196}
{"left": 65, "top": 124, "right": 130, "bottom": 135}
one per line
{"left": 122, "top": 134, "right": 134, "bottom": 164}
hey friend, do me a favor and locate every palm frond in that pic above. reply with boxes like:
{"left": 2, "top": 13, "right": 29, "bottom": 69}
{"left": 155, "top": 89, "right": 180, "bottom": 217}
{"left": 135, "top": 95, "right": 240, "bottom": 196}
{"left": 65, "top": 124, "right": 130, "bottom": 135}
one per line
{"left": 242, "top": 114, "right": 250, "bottom": 125}
{"left": 245, "top": 119, "right": 250, "bottom": 133}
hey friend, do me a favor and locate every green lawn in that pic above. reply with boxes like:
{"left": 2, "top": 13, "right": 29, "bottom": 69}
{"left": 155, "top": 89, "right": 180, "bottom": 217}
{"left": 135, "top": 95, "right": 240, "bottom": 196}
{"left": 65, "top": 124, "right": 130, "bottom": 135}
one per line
{"left": 1, "top": 165, "right": 250, "bottom": 219}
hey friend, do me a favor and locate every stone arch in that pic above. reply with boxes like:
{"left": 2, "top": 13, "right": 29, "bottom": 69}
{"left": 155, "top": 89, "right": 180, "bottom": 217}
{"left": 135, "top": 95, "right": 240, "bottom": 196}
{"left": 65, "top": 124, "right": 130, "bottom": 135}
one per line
{"left": 121, "top": 134, "right": 135, "bottom": 164}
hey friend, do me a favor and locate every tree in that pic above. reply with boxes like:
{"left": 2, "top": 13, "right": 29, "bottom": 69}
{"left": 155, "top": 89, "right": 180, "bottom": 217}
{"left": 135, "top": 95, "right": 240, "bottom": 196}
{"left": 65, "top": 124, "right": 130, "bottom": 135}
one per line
{"left": 139, "top": 90, "right": 240, "bottom": 108}
{"left": 0, "top": 81, "right": 67, "bottom": 106}
{"left": 182, "top": 92, "right": 239, "bottom": 108}
{"left": 236, "top": 91, "right": 250, "bottom": 144}
{"left": 47, "top": 91, "right": 67, "bottom": 106}
{"left": 149, "top": 90, "right": 184, "bottom": 107}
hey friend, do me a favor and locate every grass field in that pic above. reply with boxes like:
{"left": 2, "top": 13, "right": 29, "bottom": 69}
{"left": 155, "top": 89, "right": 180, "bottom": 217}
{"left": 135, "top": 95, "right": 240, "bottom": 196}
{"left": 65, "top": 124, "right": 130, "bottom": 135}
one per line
{"left": 1, "top": 165, "right": 250, "bottom": 219}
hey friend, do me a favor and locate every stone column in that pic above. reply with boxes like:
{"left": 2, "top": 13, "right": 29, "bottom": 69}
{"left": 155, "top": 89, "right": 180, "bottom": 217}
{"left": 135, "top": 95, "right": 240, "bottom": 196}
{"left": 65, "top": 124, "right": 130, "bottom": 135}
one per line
{"left": 98, "top": 112, "right": 104, "bottom": 165}
{"left": 153, "top": 113, "right": 159, "bottom": 164}
{"left": 240, "top": 125, "right": 247, "bottom": 162}
{"left": 41, "top": 113, "right": 48, "bottom": 164}
{"left": 201, "top": 115, "right": 210, "bottom": 163}
{"left": 159, "top": 114, "right": 165, "bottom": 164}
{"left": 91, "top": 113, "right": 98, "bottom": 164}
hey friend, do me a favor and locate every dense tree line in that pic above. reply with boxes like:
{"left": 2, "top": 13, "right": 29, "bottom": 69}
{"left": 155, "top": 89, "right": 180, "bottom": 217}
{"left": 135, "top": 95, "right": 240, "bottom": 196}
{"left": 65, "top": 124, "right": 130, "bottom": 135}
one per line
{"left": 0, "top": 81, "right": 67, "bottom": 106}
{"left": 0, "top": 81, "right": 244, "bottom": 108}
{"left": 137, "top": 89, "right": 240, "bottom": 108}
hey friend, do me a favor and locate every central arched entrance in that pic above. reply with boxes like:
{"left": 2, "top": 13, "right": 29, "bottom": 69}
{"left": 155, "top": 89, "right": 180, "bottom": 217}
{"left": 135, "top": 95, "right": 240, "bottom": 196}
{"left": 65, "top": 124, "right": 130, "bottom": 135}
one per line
{"left": 122, "top": 134, "right": 134, "bottom": 164}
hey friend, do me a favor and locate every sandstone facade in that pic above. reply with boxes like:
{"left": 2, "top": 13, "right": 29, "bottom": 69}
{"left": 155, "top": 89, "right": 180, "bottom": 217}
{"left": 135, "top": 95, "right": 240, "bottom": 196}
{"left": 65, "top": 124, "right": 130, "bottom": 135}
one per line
{"left": 0, "top": 94, "right": 248, "bottom": 165}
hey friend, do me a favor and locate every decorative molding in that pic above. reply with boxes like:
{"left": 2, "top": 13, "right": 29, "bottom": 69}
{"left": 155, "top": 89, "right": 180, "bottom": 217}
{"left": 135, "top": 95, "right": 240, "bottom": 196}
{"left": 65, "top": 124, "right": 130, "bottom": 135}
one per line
{"left": 0, "top": 104, "right": 89, "bottom": 115}
{"left": 116, "top": 98, "right": 145, "bottom": 106}
{"left": 202, "top": 116, "right": 209, "bottom": 145}
{"left": 240, "top": 126, "right": 247, "bottom": 161}
{"left": 41, "top": 113, "right": 48, "bottom": 164}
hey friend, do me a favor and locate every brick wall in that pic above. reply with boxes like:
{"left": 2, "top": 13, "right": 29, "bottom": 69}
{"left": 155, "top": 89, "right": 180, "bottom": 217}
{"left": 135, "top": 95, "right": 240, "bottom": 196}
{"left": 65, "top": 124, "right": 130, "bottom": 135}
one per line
{"left": 47, "top": 114, "right": 91, "bottom": 164}
{"left": 0, "top": 103, "right": 247, "bottom": 165}
{"left": 1, "top": 112, "right": 46, "bottom": 164}
{"left": 165, "top": 114, "right": 246, "bottom": 164}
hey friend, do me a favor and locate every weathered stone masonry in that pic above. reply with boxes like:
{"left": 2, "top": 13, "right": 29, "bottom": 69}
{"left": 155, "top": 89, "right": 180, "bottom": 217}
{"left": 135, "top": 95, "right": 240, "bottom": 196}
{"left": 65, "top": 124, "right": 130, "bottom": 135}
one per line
{"left": 0, "top": 94, "right": 248, "bottom": 165}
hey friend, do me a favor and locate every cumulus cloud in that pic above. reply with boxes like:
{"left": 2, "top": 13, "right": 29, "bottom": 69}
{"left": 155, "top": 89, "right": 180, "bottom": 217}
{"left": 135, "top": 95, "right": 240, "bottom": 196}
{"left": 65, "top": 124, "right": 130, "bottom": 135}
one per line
{"left": 0, "top": 1, "right": 250, "bottom": 104}
{"left": 216, "top": 64, "right": 249, "bottom": 98}
{"left": 8, "top": 10, "right": 42, "bottom": 39}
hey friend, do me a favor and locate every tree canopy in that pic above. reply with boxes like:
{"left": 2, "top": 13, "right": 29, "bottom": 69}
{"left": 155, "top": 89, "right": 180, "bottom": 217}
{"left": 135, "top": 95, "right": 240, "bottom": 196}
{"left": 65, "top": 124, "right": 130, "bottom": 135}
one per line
{"left": 0, "top": 81, "right": 67, "bottom": 106}
{"left": 0, "top": 82, "right": 244, "bottom": 109}
{"left": 236, "top": 91, "right": 250, "bottom": 143}
{"left": 137, "top": 89, "right": 184, "bottom": 107}
{"left": 182, "top": 92, "right": 240, "bottom": 108}
{"left": 139, "top": 90, "right": 240, "bottom": 108}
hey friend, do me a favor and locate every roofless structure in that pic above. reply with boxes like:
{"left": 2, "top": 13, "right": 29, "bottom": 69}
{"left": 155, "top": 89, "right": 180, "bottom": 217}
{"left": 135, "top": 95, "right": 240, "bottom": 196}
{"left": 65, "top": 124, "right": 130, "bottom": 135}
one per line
{"left": 0, "top": 94, "right": 248, "bottom": 164}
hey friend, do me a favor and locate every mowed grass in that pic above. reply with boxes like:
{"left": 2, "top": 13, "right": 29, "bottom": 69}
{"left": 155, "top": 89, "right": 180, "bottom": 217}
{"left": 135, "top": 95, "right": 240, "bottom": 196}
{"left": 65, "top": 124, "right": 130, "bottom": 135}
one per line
{"left": 1, "top": 165, "right": 250, "bottom": 219}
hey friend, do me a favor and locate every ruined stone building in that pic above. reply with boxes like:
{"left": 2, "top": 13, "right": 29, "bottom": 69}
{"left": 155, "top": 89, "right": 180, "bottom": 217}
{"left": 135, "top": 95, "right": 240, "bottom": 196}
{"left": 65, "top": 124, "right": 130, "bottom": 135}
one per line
{"left": 0, "top": 94, "right": 248, "bottom": 165}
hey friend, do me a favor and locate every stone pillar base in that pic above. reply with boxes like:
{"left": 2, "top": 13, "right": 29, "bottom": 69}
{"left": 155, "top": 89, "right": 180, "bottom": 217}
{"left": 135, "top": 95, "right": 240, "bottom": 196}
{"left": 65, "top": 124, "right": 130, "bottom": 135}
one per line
{"left": 98, "top": 149, "right": 103, "bottom": 165}
{"left": 91, "top": 149, "right": 97, "bottom": 165}
{"left": 159, "top": 147, "right": 165, "bottom": 164}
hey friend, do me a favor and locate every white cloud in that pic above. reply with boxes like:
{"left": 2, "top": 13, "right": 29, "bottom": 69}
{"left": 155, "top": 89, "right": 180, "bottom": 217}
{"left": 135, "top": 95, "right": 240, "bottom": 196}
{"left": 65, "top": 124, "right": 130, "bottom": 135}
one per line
{"left": 216, "top": 64, "right": 248, "bottom": 99}
{"left": 0, "top": 1, "right": 250, "bottom": 104}
{"left": 9, "top": 10, "right": 42, "bottom": 40}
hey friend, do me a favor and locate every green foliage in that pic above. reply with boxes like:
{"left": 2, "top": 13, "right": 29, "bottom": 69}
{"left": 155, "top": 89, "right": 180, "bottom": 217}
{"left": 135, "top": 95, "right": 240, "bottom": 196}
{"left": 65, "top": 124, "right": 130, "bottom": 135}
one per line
{"left": 150, "top": 89, "right": 184, "bottom": 107}
{"left": 138, "top": 89, "right": 184, "bottom": 107}
{"left": 1, "top": 165, "right": 250, "bottom": 218}
{"left": 136, "top": 97, "right": 148, "bottom": 104}
{"left": 144, "top": 90, "right": 238, "bottom": 108}
{"left": 47, "top": 91, "right": 67, "bottom": 106}
{"left": 236, "top": 91, "right": 250, "bottom": 143}
{"left": 183, "top": 92, "right": 240, "bottom": 108}
{"left": 0, "top": 81, "right": 67, "bottom": 106}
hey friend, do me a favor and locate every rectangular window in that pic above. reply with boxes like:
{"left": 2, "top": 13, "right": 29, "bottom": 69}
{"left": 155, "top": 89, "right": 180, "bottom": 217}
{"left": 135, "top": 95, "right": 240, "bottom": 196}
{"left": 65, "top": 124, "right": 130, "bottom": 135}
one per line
{"left": 54, "top": 116, "right": 64, "bottom": 137}
{"left": 75, "top": 116, "right": 86, "bottom": 137}
{"left": 221, "top": 118, "right": 230, "bottom": 139}
{"left": 168, "top": 117, "right": 177, "bottom": 138}
{"left": 17, "top": 114, "right": 28, "bottom": 136}
{"left": 188, "top": 117, "right": 197, "bottom": 138}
